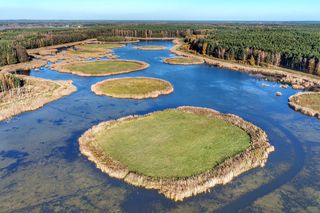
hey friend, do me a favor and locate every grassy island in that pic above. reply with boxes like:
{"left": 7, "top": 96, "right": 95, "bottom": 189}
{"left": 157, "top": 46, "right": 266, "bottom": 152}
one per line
{"left": 134, "top": 46, "right": 166, "bottom": 50}
{"left": 79, "top": 106, "right": 274, "bottom": 201}
{"left": 92, "top": 77, "right": 173, "bottom": 99}
{"left": 289, "top": 92, "right": 320, "bottom": 119}
{"left": 51, "top": 60, "right": 149, "bottom": 76}
{"left": 0, "top": 74, "right": 76, "bottom": 121}
{"left": 163, "top": 57, "right": 204, "bottom": 65}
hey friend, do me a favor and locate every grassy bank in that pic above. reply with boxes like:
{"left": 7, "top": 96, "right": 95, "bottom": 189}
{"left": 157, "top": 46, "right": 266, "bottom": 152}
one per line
{"left": 92, "top": 77, "right": 173, "bottom": 99}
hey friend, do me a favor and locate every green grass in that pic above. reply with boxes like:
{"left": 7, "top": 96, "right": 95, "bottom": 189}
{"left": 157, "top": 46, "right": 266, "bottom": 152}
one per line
{"left": 296, "top": 94, "right": 320, "bottom": 112}
{"left": 95, "top": 109, "right": 251, "bottom": 178}
{"left": 97, "top": 78, "right": 171, "bottom": 96}
{"left": 63, "top": 60, "right": 145, "bottom": 75}
{"left": 79, "top": 43, "right": 123, "bottom": 49}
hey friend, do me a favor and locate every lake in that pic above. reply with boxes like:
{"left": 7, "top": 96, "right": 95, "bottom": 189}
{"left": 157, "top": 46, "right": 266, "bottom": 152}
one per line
{"left": 0, "top": 40, "right": 319, "bottom": 212}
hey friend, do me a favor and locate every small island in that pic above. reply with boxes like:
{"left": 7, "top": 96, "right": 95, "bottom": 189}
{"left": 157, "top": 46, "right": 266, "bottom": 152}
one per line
{"left": 0, "top": 74, "right": 76, "bottom": 121}
{"left": 79, "top": 106, "right": 274, "bottom": 201}
{"left": 134, "top": 46, "right": 166, "bottom": 50}
{"left": 92, "top": 77, "right": 173, "bottom": 99}
{"left": 163, "top": 57, "right": 204, "bottom": 65}
{"left": 289, "top": 92, "right": 320, "bottom": 119}
{"left": 51, "top": 60, "right": 149, "bottom": 76}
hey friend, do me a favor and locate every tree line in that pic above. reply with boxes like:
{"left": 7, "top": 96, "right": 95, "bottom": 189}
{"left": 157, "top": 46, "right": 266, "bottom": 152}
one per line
{"left": 186, "top": 25, "right": 320, "bottom": 76}
{"left": 0, "top": 24, "right": 206, "bottom": 66}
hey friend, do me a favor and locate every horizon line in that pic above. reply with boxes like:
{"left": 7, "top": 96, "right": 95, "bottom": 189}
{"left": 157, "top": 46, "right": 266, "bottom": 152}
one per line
{"left": 1, "top": 19, "right": 320, "bottom": 22}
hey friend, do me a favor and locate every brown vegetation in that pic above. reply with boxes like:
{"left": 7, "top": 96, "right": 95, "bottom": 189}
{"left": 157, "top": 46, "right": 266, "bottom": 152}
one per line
{"left": 0, "top": 75, "right": 76, "bottom": 121}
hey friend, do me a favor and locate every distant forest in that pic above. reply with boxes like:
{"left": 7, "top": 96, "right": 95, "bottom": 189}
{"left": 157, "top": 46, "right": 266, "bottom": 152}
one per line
{"left": 186, "top": 25, "right": 320, "bottom": 75}
{"left": 0, "top": 24, "right": 206, "bottom": 66}
{"left": 1, "top": 23, "right": 320, "bottom": 76}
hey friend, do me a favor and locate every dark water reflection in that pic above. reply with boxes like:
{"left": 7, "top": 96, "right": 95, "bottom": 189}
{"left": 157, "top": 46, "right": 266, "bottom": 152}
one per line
{"left": 0, "top": 41, "right": 319, "bottom": 212}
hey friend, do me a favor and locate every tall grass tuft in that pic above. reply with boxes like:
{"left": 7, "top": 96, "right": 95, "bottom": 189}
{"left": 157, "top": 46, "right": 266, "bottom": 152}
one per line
{"left": 0, "top": 73, "right": 24, "bottom": 92}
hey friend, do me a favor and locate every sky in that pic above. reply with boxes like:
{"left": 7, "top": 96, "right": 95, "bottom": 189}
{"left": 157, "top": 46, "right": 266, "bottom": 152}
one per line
{"left": 0, "top": 0, "right": 319, "bottom": 21}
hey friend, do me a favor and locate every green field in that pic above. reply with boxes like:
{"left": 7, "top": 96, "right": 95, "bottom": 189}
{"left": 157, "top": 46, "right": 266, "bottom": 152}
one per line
{"left": 94, "top": 109, "right": 250, "bottom": 178}
{"left": 94, "top": 77, "right": 172, "bottom": 97}
{"left": 63, "top": 60, "right": 146, "bottom": 75}
{"left": 295, "top": 93, "right": 320, "bottom": 112}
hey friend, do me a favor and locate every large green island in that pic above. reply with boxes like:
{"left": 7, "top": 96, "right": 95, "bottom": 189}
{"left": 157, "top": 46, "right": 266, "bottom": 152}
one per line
{"left": 79, "top": 106, "right": 274, "bottom": 201}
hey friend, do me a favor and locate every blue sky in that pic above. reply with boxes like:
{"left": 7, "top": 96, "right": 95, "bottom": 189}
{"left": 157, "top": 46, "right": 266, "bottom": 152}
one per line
{"left": 0, "top": 0, "right": 319, "bottom": 21}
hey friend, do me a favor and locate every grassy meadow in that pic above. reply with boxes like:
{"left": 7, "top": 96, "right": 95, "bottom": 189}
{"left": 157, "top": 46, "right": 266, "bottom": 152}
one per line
{"left": 94, "top": 109, "right": 250, "bottom": 178}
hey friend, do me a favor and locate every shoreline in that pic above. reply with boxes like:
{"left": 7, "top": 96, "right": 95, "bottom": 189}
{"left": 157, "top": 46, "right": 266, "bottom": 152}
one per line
{"left": 288, "top": 92, "right": 320, "bottom": 119}
{"left": 50, "top": 60, "right": 150, "bottom": 77}
{"left": 79, "top": 106, "right": 274, "bottom": 201}
{"left": 171, "top": 39, "right": 320, "bottom": 91}
{"left": 91, "top": 77, "right": 174, "bottom": 99}
{"left": 0, "top": 75, "right": 76, "bottom": 121}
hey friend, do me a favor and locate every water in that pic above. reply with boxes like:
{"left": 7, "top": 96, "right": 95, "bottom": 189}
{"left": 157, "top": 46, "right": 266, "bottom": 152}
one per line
{"left": 0, "top": 40, "right": 319, "bottom": 212}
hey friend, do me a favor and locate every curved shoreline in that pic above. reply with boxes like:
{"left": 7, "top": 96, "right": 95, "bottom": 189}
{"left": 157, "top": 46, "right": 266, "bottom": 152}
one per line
{"left": 0, "top": 75, "right": 76, "bottom": 121}
{"left": 163, "top": 57, "right": 204, "bottom": 65}
{"left": 288, "top": 92, "right": 320, "bottom": 119}
{"left": 171, "top": 39, "right": 320, "bottom": 91}
{"left": 91, "top": 77, "right": 173, "bottom": 99}
{"left": 50, "top": 60, "right": 150, "bottom": 77}
{"left": 79, "top": 106, "right": 274, "bottom": 201}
